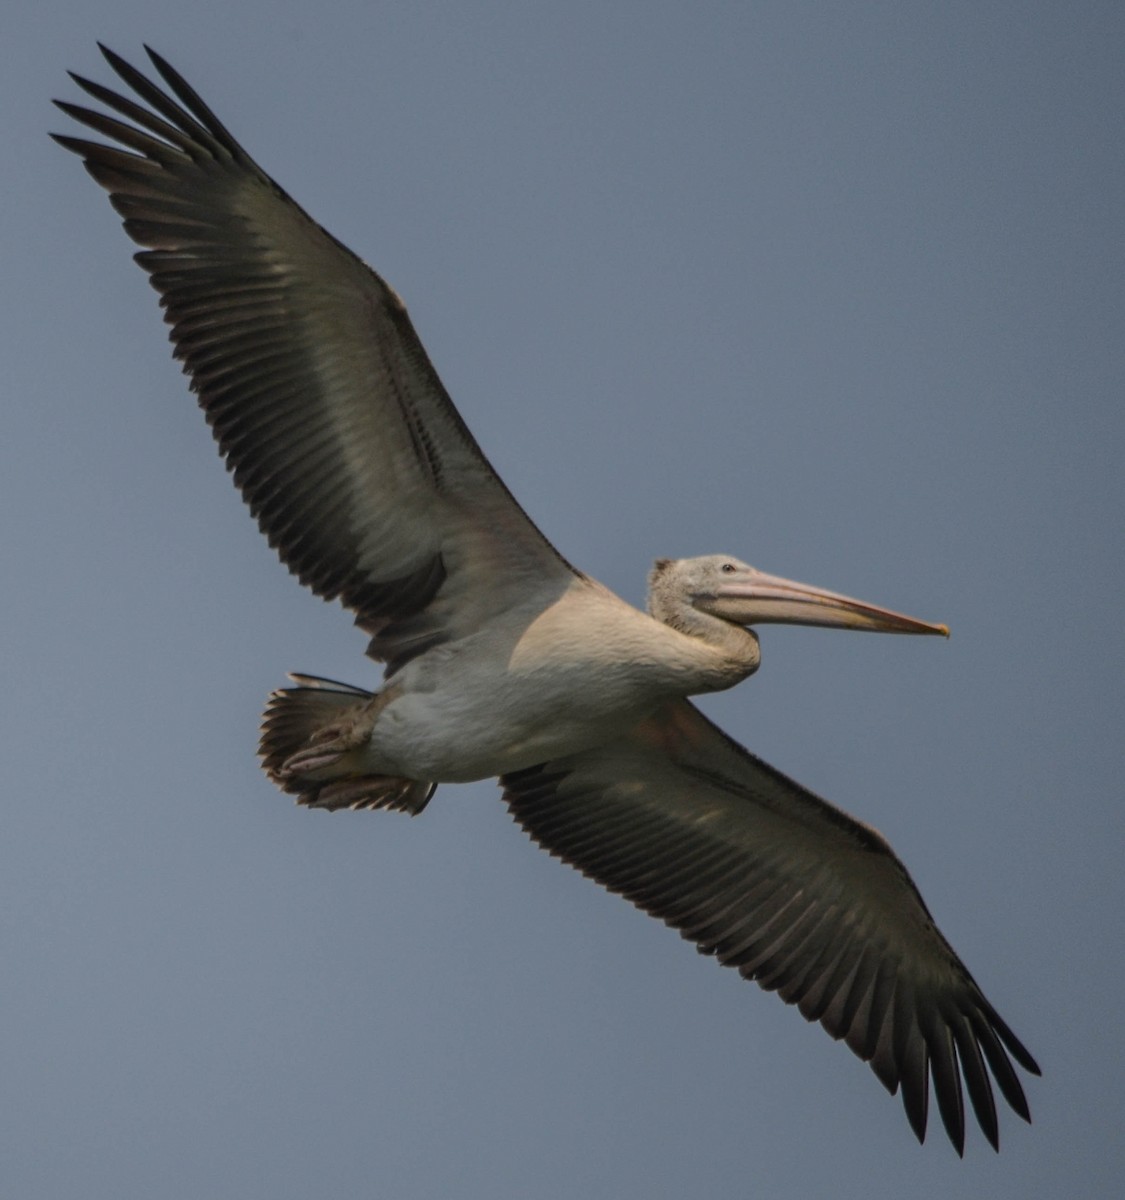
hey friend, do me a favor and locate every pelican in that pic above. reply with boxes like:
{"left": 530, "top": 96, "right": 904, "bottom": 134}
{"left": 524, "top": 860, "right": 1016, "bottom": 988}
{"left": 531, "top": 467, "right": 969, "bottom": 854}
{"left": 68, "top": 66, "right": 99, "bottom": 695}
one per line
{"left": 54, "top": 46, "right": 1039, "bottom": 1154}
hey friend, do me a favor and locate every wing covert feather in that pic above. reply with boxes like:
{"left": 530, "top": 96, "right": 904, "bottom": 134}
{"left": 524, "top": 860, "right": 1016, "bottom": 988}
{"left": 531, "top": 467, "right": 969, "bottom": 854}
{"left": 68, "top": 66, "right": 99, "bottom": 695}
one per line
{"left": 501, "top": 700, "right": 1039, "bottom": 1153}
{"left": 54, "top": 46, "right": 576, "bottom": 661}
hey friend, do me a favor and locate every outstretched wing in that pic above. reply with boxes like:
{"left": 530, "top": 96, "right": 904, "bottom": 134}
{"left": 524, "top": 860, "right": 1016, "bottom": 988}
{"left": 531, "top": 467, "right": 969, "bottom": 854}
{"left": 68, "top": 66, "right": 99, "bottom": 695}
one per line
{"left": 53, "top": 46, "right": 578, "bottom": 671}
{"left": 502, "top": 700, "right": 1039, "bottom": 1153}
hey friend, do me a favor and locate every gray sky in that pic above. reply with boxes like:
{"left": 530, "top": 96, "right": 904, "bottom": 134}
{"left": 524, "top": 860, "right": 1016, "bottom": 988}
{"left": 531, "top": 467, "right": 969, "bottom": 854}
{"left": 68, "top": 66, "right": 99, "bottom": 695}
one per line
{"left": 5, "top": 2, "right": 1123, "bottom": 1196}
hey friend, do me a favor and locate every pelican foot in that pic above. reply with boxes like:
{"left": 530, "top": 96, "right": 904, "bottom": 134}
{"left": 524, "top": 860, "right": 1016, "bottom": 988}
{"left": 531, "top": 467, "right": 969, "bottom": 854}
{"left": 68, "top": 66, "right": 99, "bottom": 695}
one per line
{"left": 277, "top": 685, "right": 401, "bottom": 778}
{"left": 279, "top": 745, "right": 346, "bottom": 775}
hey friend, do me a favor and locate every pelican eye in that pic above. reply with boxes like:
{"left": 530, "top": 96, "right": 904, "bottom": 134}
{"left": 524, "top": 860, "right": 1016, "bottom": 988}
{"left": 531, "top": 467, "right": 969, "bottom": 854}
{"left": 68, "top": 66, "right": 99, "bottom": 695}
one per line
{"left": 721, "top": 562, "right": 736, "bottom": 574}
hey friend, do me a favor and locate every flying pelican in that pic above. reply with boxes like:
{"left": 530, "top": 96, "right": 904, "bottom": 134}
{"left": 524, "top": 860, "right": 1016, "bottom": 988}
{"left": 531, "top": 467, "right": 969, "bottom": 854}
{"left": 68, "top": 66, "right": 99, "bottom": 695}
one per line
{"left": 54, "top": 46, "right": 1039, "bottom": 1153}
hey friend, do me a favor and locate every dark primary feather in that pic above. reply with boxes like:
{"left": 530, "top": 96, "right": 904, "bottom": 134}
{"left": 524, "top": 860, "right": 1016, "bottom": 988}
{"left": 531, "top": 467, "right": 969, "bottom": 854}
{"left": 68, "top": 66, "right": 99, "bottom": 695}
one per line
{"left": 52, "top": 45, "right": 575, "bottom": 661}
{"left": 502, "top": 701, "right": 1040, "bottom": 1154}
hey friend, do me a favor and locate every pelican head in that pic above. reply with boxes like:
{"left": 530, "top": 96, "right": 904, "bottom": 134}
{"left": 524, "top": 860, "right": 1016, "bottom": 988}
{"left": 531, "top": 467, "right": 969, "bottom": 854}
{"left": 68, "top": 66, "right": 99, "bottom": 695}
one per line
{"left": 649, "top": 555, "right": 949, "bottom": 636}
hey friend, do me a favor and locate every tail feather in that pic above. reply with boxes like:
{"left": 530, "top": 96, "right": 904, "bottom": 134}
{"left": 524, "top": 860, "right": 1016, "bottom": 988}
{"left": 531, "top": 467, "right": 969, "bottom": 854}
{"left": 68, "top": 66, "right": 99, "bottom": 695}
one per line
{"left": 259, "top": 675, "right": 436, "bottom": 815}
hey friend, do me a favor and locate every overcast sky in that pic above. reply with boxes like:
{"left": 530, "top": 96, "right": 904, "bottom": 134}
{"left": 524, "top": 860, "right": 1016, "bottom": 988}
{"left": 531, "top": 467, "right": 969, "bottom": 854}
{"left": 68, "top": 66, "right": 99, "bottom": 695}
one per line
{"left": 4, "top": 2, "right": 1124, "bottom": 1197}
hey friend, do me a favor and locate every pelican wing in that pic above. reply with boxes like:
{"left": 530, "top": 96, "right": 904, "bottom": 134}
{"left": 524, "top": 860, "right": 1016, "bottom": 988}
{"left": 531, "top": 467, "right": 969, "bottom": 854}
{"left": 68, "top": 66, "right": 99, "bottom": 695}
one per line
{"left": 501, "top": 700, "right": 1039, "bottom": 1153}
{"left": 53, "top": 47, "right": 576, "bottom": 668}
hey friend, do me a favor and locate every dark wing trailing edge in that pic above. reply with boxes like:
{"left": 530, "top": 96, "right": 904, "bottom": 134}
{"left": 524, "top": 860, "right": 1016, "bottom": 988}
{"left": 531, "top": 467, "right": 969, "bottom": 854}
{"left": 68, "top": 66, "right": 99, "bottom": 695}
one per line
{"left": 53, "top": 46, "right": 577, "bottom": 669}
{"left": 502, "top": 700, "right": 1040, "bottom": 1154}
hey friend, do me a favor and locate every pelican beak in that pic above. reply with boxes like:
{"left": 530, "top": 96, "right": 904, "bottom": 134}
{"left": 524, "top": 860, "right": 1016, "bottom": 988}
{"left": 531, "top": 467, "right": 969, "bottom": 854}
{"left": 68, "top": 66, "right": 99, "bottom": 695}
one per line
{"left": 709, "top": 569, "right": 949, "bottom": 636}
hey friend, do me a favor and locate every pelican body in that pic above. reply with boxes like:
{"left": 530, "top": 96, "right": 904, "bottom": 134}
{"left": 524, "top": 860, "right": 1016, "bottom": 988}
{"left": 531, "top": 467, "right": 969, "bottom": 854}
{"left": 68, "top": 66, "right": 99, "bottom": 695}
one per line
{"left": 284, "top": 558, "right": 942, "bottom": 790}
{"left": 54, "top": 46, "right": 1038, "bottom": 1154}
